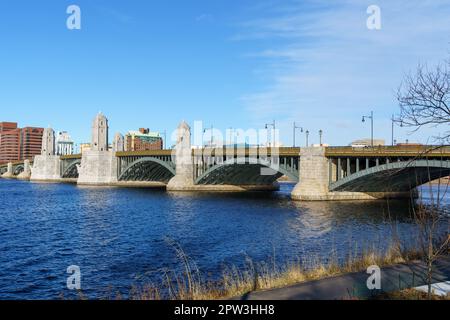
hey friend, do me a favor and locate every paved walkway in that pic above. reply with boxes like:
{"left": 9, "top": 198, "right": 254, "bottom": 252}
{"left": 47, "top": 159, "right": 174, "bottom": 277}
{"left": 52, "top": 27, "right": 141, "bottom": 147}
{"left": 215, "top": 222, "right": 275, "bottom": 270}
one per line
{"left": 232, "top": 257, "right": 450, "bottom": 300}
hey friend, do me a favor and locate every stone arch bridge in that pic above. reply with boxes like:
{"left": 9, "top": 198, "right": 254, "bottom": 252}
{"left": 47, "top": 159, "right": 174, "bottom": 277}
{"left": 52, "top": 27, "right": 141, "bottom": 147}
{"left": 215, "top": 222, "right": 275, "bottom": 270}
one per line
{"left": 3, "top": 116, "right": 450, "bottom": 200}
{"left": 115, "top": 147, "right": 299, "bottom": 190}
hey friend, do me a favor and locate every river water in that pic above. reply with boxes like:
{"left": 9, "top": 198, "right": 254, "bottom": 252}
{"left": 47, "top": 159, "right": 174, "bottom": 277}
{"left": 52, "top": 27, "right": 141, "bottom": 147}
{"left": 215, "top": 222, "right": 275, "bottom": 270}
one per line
{"left": 0, "top": 179, "right": 447, "bottom": 299}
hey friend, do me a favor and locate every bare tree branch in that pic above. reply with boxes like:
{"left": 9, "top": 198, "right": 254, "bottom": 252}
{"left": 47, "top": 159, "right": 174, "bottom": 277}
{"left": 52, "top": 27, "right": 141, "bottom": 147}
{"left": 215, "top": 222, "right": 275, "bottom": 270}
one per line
{"left": 397, "top": 60, "right": 450, "bottom": 142}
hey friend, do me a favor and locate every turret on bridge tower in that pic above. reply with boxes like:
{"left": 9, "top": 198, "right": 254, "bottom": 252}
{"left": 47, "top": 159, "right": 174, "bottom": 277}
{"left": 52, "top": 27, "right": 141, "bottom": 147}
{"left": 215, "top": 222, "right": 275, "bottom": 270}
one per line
{"left": 166, "top": 121, "right": 195, "bottom": 191}
{"left": 41, "top": 127, "right": 56, "bottom": 156}
{"left": 112, "top": 132, "right": 124, "bottom": 152}
{"left": 92, "top": 112, "right": 109, "bottom": 152}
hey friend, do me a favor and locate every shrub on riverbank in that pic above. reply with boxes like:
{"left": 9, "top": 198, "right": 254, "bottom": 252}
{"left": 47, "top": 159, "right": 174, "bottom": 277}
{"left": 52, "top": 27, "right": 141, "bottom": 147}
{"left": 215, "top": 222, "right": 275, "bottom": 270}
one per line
{"left": 128, "top": 240, "right": 422, "bottom": 300}
{"left": 370, "top": 288, "right": 450, "bottom": 300}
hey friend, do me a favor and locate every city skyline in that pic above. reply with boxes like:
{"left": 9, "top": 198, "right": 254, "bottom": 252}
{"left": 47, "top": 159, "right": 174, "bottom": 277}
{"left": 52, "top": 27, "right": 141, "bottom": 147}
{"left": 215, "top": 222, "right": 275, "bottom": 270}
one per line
{"left": 1, "top": 0, "right": 449, "bottom": 146}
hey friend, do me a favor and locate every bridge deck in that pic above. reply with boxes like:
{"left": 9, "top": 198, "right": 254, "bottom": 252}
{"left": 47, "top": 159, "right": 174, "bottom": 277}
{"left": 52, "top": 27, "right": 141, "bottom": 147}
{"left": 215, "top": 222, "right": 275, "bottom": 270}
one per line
{"left": 60, "top": 154, "right": 82, "bottom": 160}
{"left": 326, "top": 146, "right": 450, "bottom": 158}
{"left": 116, "top": 147, "right": 301, "bottom": 157}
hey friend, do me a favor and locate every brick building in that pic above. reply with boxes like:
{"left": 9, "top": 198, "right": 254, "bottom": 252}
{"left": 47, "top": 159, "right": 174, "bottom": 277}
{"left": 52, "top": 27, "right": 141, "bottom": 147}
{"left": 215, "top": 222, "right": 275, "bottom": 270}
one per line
{"left": 0, "top": 122, "right": 44, "bottom": 164}
{"left": 125, "top": 128, "right": 163, "bottom": 151}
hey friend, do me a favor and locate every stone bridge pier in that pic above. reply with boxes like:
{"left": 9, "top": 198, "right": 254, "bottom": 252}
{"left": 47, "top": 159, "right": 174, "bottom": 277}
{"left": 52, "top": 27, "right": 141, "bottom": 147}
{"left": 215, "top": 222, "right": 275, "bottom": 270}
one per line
{"left": 17, "top": 159, "right": 32, "bottom": 180}
{"left": 291, "top": 147, "right": 329, "bottom": 200}
{"left": 291, "top": 147, "right": 417, "bottom": 201}
{"left": 31, "top": 128, "right": 62, "bottom": 182}
{"left": 1, "top": 162, "right": 13, "bottom": 178}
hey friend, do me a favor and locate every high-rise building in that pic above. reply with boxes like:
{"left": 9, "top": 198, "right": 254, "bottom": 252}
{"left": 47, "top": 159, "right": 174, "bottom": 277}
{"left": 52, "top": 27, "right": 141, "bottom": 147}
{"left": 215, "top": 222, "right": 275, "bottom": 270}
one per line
{"left": 0, "top": 122, "right": 44, "bottom": 164}
{"left": 0, "top": 122, "right": 18, "bottom": 132}
{"left": 20, "top": 127, "right": 45, "bottom": 160}
{"left": 0, "top": 122, "right": 20, "bottom": 163}
{"left": 125, "top": 128, "right": 163, "bottom": 151}
{"left": 56, "top": 131, "right": 74, "bottom": 155}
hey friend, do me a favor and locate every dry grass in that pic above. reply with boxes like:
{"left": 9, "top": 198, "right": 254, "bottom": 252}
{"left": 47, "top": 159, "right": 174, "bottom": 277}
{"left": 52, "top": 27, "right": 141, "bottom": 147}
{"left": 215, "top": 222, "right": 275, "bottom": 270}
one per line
{"left": 371, "top": 288, "right": 450, "bottom": 300}
{"left": 128, "top": 240, "right": 422, "bottom": 300}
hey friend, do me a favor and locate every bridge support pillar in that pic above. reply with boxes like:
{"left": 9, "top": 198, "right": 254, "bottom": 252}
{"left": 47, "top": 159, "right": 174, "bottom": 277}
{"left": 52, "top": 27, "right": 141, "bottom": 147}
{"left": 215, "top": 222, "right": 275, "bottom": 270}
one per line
{"left": 31, "top": 128, "right": 62, "bottom": 182}
{"left": 17, "top": 159, "right": 32, "bottom": 180}
{"left": 1, "top": 162, "right": 14, "bottom": 178}
{"left": 77, "top": 151, "right": 117, "bottom": 185}
{"left": 31, "top": 155, "right": 62, "bottom": 181}
{"left": 167, "top": 121, "right": 195, "bottom": 191}
{"left": 292, "top": 147, "right": 330, "bottom": 200}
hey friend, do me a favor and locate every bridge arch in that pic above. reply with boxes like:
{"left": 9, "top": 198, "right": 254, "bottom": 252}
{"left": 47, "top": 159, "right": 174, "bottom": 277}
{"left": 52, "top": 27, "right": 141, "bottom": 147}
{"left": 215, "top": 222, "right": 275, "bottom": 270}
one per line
{"left": 330, "top": 160, "right": 450, "bottom": 192}
{"left": 195, "top": 159, "right": 299, "bottom": 185}
{"left": 118, "top": 157, "right": 175, "bottom": 182}
{"left": 61, "top": 160, "right": 81, "bottom": 179}
{"left": 13, "top": 165, "right": 24, "bottom": 176}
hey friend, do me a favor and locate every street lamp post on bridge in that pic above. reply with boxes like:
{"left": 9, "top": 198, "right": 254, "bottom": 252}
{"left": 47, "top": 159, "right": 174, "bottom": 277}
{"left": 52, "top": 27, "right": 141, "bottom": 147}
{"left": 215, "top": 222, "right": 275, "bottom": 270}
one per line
{"left": 391, "top": 115, "right": 403, "bottom": 146}
{"left": 265, "top": 120, "right": 276, "bottom": 147}
{"left": 203, "top": 125, "right": 214, "bottom": 148}
{"left": 305, "top": 130, "right": 309, "bottom": 147}
{"left": 293, "top": 122, "right": 303, "bottom": 147}
{"left": 362, "top": 111, "right": 374, "bottom": 147}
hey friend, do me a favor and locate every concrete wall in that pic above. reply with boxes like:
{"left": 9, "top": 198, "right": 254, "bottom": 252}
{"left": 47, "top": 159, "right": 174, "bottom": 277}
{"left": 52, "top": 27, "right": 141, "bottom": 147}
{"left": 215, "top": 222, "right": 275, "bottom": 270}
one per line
{"left": 1, "top": 162, "right": 13, "bottom": 178}
{"left": 77, "top": 150, "right": 117, "bottom": 185}
{"left": 30, "top": 155, "right": 61, "bottom": 181}
{"left": 292, "top": 147, "right": 330, "bottom": 200}
{"left": 17, "top": 159, "right": 31, "bottom": 180}
{"left": 166, "top": 121, "right": 195, "bottom": 191}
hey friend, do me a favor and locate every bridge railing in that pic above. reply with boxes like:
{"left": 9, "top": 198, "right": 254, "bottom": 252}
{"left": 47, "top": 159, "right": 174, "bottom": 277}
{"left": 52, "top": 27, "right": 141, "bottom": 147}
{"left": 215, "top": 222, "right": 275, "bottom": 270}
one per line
{"left": 325, "top": 145, "right": 450, "bottom": 157}
{"left": 0, "top": 160, "right": 33, "bottom": 167}
{"left": 116, "top": 150, "right": 173, "bottom": 157}
{"left": 116, "top": 147, "right": 301, "bottom": 157}
{"left": 60, "top": 154, "right": 82, "bottom": 160}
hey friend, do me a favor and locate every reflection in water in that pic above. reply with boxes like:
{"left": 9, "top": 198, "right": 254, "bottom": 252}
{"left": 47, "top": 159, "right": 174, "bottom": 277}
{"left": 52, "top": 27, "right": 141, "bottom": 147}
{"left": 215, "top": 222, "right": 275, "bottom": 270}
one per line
{"left": 0, "top": 180, "right": 447, "bottom": 299}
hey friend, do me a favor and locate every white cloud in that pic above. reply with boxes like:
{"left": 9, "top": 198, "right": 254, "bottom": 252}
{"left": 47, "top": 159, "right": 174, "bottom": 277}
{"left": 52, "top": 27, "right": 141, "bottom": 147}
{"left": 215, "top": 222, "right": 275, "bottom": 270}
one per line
{"left": 235, "top": 0, "right": 450, "bottom": 145}
{"left": 196, "top": 13, "right": 214, "bottom": 22}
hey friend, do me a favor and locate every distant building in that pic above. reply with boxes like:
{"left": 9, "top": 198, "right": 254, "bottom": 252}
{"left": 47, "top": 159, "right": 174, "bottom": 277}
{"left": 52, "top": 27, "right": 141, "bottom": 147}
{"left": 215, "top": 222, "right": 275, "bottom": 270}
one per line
{"left": 311, "top": 143, "right": 330, "bottom": 147}
{"left": 56, "top": 131, "right": 74, "bottom": 155}
{"left": 79, "top": 143, "right": 91, "bottom": 154}
{"left": 350, "top": 139, "right": 385, "bottom": 147}
{"left": 125, "top": 128, "right": 162, "bottom": 151}
{"left": 396, "top": 142, "right": 422, "bottom": 146}
{"left": 20, "top": 127, "right": 45, "bottom": 160}
{"left": 0, "top": 122, "right": 44, "bottom": 163}
{"left": 0, "top": 122, "right": 21, "bottom": 163}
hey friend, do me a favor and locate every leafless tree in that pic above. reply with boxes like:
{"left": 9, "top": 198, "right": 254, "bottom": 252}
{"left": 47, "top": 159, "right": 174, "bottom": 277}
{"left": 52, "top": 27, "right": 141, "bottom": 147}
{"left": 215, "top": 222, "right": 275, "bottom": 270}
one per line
{"left": 412, "top": 177, "right": 450, "bottom": 299}
{"left": 397, "top": 60, "right": 450, "bottom": 142}
{"left": 395, "top": 58, "right": 450, "bottom": 299}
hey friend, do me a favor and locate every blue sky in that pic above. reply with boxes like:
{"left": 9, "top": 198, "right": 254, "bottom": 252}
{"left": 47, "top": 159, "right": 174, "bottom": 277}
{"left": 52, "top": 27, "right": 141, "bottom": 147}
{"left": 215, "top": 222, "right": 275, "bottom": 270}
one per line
{"left": 1, "top": 0, "right": 449, "bottom": 146}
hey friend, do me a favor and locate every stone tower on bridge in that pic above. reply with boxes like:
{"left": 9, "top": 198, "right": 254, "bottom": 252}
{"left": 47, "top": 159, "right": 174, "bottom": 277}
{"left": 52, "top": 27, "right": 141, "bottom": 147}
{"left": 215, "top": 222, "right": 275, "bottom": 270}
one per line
{"left": 92, "top": 112, "right": 109, "bottom": 152}
{"left": 166, "top": 121, "right": 195, "bottom": 191}
{"left": 112, "top": 132, "right": 124, "bottom": 152}
{"left": 77, "top": 113, "right": 118, "bottom": 185}
{"left": 30, "top": 127, "right": 62, "bottom": 181}
{"left": 41, "top": 127, "right": 55, "bottom": 156}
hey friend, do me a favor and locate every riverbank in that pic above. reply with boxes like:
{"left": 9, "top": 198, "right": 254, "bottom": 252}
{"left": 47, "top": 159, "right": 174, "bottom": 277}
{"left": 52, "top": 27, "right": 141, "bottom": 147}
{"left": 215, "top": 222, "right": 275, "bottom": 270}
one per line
{"left": 129, "top": 243, "right": 433, "bottom": 300}
{"left": 231, "top": 256, "right": 450, "bottom": 300}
